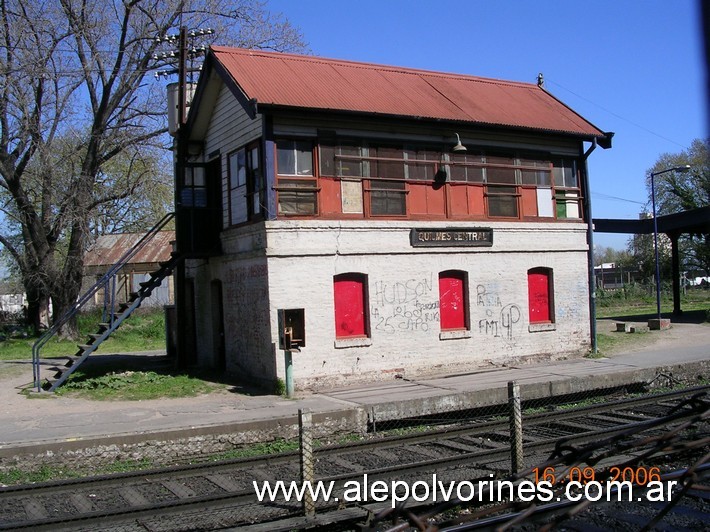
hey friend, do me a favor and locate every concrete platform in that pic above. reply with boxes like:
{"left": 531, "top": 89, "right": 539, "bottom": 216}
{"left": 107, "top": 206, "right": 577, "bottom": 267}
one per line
{"left": 0, "top": 319, "right": 708, "bottom": 460}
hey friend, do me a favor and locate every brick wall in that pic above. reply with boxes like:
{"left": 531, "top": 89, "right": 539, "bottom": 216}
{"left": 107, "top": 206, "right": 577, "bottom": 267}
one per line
{"left": 188, "top": 219, "right": 592, "bottom": 390}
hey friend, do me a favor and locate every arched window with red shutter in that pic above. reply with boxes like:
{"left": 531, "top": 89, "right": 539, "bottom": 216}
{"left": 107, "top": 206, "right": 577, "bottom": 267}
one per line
{"left": 333, "top": 273, "right": 369, "bottom": 338}
{"left": 528, "top": 267, "right": 554, "bottom": 324}
{"left": 439, "top": 270, "right": 468, "bottom": 331}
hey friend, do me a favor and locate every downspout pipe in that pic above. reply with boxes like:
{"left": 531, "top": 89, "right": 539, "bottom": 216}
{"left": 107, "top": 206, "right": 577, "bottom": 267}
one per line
{"left": 582, "top": 139, "right": 598, "bottom": 354}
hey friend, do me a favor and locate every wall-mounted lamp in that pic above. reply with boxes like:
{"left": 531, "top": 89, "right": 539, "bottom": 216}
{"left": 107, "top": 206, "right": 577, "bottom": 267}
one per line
{"left": 452, "top": 133, "right": 467, "bottom": 153}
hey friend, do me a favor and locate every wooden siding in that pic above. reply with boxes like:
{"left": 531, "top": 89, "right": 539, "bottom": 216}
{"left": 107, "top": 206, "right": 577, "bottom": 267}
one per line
{"left": 272, "top": 113, "right": 583, "bottom": 157}
{"left": 204, "top": 82, "right": 262, "bottom": 229}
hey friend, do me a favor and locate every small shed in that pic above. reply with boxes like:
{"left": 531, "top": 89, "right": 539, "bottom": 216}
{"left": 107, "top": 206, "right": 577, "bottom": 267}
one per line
{"left": 83, "top": 231, "right": 176, "bottom": 307}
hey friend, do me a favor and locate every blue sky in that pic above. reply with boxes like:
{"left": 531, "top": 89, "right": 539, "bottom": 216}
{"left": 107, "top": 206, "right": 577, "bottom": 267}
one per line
{"left": 268, "top": 0, "right": 707, "bottom": 250}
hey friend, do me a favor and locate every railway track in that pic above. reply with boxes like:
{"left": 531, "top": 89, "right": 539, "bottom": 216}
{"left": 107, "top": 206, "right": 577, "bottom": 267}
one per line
{"left": 0, "top": 385, "right": 707, "bottom": 531}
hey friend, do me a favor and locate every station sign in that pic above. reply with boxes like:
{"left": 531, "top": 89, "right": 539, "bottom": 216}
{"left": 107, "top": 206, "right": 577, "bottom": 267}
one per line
{"left": 410, "top": 227, "right": 493, "bottom": 247}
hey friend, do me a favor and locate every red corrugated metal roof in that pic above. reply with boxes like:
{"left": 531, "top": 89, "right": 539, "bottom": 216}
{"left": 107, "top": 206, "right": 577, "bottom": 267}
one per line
{"left": 84, "top": 231, "right": 175, "bottom": 267}
{"left": 211, "top": 46, "right": 607, "bottom": 139}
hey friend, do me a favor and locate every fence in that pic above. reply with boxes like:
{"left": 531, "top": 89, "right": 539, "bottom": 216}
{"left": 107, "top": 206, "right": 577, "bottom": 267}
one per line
{"left": 2, "top": 371, "right": 706, "bottom": 531}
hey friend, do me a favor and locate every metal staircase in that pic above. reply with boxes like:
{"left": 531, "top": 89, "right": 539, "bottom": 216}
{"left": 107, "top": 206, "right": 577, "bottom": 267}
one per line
{"left": 32, "top": 213, "right": 182, "bottom": 392}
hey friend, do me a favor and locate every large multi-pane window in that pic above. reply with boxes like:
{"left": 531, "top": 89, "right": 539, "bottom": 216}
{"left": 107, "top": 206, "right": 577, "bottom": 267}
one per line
{"left": 520, "top": 158, "right": 554, "bottom": 218}
{"left": 227, "top": 143, "right": 263, "bottom": 224}
{"left": 266, "top": 138, "right": 585, "bottom": 222}
{"left": 553, "top": 159, "right": 580, "bottom": 219}
{"left": 246, "top": 144, "right": 264, "bottom": 220}
{"left": 227, "top": 148, "right": 246, "bottom": 224}
{"left": 320, "top": 143, "right": 408, "bottom": 216}
{"left": 181, "top": 164, "right": 207, "bottom": 208}
{"left": 369, "top": 145, "right": 406, "bottom": 215}
{"left": 276, "top": 140, "right": 317, "bottom": 215}
{"left": 449, "top": 152, "right": 485, "bottom": 182}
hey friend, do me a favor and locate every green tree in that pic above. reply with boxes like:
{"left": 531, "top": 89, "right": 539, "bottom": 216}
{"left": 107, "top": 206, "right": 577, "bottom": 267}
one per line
{"left": 0, "top": 0, "right": 306, "bottom": 336}
{"left": 644, "top": 139, "right": 710, "bottom": 276}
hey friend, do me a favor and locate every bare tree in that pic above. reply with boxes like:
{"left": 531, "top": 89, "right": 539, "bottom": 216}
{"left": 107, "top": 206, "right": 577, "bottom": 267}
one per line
{"left": 0, "top": 0, "right": 306, "bottom": 336}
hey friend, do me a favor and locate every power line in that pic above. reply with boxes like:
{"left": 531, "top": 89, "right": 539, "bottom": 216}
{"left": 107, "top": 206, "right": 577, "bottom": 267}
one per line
{"left": 546, "top": 78, "right": 688, "bottom": 149}
{"left": 591, "top": 191, "right": 646, "bottom": 205}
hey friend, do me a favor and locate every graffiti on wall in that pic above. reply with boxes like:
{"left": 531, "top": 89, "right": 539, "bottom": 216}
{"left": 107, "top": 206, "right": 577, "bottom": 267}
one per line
{"left": 371, "top": 275, "right": 440, "bottom": 334}
{"left": 475, "top": 284, "right": 521, "bottom": 343}
{"left": 367, "top": 276, "right": 523, "bottom": 343}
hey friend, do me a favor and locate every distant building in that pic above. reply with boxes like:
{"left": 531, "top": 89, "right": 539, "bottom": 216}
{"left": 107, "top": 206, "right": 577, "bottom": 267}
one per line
{"left": 83, "top": 231, "right": 175, "bottom": 308}
{"left": 594, "top": 263, "right": 641, "bottom": 289}
{"left": 174, "top": 47, "right": 612, "bottom": 390}
{"left": 0, "top": 291, "right": 25, "bottom": 314}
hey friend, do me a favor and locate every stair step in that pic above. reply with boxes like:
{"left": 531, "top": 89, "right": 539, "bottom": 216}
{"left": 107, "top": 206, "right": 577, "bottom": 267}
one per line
{"left": 32, "top": 216, "right": 179, "bottom": 393}
{"left": 52, "top": 367, "right": 72, "bottom": 379}
{"left": 64, "top": 355, "right": 82, "bottom": 367}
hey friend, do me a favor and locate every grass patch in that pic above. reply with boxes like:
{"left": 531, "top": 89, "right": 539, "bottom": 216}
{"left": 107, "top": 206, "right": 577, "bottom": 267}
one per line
{"left": 0, "top": 458, "right": 155, "bottom": 487}
{"left": 592, "top": 320, "right": 658, "bottom": 357}
{"left": 594, "top": 328, "right": 637, "bottom": 356}
{"left": 596, "top": 287, "right": 710, "bottom": 319}
{"left": 210, "top": 439, "right": 299, "bottom": 461}
{"left": 0, "top": 308, "right": 166, "bottom": 361}
{"left": 55, "top": 369, "right": 223, "bottom": 401}
{"left": 0, "top": 465, "right": 79, "bottom": 486}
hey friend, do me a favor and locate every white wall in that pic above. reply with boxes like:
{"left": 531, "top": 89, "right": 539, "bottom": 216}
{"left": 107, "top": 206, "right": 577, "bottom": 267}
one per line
{"left": 188, "top": 219, "right": 591, "bottom": 390}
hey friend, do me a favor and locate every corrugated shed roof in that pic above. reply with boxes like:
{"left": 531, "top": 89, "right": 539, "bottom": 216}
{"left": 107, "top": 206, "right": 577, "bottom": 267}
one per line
{"left": 210, "top": 46, "right": 608, "bottom": 140}
{"left": 84, "top": 231, "right": 175, "bottom": 267}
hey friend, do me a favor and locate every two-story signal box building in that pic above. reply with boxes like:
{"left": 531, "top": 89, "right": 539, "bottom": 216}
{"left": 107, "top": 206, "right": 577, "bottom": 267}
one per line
{"left": 176, "top": 46, "right": 612, "bottom": 391}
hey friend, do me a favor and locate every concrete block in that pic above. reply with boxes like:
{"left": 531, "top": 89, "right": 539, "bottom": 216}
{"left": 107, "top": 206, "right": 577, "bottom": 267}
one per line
{"left": 647, "top": 318, "right": 671, "bottom": 331}
{"left": 616, "top": 322, "right": 627, "bottom": 332}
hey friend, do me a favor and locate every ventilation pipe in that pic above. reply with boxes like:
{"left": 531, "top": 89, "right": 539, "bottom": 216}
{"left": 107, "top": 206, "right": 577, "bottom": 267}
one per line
{"left": 167, "top": 82, "right": 197, "bottom": 137}
{"left": 582, "top": 139, "right": 598, "bottom": 353}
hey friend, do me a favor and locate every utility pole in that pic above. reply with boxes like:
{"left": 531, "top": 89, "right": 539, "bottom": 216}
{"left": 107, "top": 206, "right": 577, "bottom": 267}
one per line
{"left": 175, "top": 25, "right": 188, "bottom": 369}
{"left": 154, "top": 26, "right": 213, "bottom": 370}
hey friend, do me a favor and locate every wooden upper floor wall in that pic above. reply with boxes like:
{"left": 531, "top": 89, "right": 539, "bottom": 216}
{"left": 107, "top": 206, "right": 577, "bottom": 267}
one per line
{"left": 184, "top": 47, "right": 612, "bottom": 232}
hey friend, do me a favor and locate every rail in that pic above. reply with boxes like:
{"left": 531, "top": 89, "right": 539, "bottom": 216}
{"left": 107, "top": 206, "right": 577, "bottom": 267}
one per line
{"left": 31, "top": 213, "right": 176, "bottom": 391}
{"left": 0, "top": 386, "right": 706, "bottom": 530}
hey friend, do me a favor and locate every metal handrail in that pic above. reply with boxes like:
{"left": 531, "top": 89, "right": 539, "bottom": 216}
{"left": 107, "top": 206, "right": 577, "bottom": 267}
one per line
{"left": 32, "top": 213, "right": 175, "bottom": 391}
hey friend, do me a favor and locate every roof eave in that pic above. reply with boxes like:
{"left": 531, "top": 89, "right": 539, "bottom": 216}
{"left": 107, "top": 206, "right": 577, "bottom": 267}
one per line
{"left": 186, "top": 50, "right": 258, "bottom": 142}
{"left": 257, "top": 102, "right": 613, "bottom": 145}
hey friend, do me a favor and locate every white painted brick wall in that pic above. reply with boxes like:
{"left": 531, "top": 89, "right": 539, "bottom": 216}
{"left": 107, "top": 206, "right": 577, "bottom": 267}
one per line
{"left": 188, "top": 220, "right": 592, "bottom": 390}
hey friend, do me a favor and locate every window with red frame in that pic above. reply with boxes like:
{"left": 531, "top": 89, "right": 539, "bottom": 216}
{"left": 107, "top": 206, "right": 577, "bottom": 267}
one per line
{"left": 333, "top": 273, "right": 369, "bottom": 338}
{"left": 439, "top": 270, "right": 468, "bottom": 330}
{"left": 528, "top": 268, "right": 554, "bottom": 323}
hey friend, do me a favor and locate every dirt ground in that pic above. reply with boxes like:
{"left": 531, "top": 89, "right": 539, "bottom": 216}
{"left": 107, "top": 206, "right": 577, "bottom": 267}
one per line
{"left": 596, "top": 312, "right": 710, "bottom": 355}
